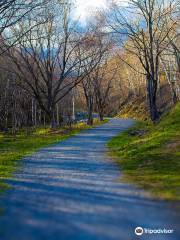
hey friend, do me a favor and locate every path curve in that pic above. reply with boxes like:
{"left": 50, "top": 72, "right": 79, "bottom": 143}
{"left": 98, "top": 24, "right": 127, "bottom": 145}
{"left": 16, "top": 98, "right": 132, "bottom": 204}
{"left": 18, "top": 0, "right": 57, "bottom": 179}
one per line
{"left": 0, "top": 119, "right": 179, "bottom": 240}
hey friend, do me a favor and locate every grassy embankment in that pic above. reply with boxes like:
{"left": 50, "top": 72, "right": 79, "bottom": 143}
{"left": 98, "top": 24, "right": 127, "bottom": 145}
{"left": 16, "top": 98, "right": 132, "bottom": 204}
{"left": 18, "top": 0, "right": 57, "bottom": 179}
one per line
{"left": 0, "top": 119, "right": 107, "bottom": 193}
{"left": 108, "top": 103, "right": 180, "bottom": 200}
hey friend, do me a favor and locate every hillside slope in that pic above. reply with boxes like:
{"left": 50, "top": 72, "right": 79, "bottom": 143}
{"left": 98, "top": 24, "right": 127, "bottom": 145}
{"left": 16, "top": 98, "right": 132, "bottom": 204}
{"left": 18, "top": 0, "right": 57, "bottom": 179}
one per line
{"left": 116, "top": 84, "right": 174, "bottom": 121}
{"left": 108, "top": 103, "right": 180, "bottom": 200}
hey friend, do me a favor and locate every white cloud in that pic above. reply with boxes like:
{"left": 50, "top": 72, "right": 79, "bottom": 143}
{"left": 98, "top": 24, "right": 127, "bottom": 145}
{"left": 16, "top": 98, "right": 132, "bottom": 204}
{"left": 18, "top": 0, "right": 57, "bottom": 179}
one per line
{"left": 73, "top": 0, "right": 108, "bottom": 23}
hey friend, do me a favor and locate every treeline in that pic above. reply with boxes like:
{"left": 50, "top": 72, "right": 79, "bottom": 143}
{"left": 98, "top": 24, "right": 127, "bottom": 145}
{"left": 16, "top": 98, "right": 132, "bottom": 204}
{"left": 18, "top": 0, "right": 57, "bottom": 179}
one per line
{"left": 0, "top": 1, "right": 115, "bottom": 130}
{"left": 108, "top": 0, "right": 180, "bottom": 121}
{"left": 0, "top": 0, "right": 180, "bottom": 133}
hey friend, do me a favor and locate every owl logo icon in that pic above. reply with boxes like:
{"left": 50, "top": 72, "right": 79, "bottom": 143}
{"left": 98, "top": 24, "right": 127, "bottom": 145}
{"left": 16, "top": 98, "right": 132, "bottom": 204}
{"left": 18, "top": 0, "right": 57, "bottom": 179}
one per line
{"left": 135, "top": 227, "right": 144, "bottom": 236}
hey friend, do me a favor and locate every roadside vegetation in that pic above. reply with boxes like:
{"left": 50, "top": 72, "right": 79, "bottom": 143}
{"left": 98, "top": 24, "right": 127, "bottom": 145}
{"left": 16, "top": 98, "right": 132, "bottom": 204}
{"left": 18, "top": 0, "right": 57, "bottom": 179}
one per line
{"left": 108, "top": 103, "right": 180, "bottom": 200}
{"left": 0, "top": 119, "right": 107, "bottom": 193}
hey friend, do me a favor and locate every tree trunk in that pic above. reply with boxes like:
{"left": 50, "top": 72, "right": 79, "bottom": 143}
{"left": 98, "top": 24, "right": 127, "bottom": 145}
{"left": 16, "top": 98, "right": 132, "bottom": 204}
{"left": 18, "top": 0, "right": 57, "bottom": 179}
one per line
{"left": 87, "top": 100, "right": 93, "bottom": 126}
{"left": 87, "top": 114, "right": 93, "bottom": 125}
{"left": 149, "top": 96, "right": 159, "bottom": 122}
{"left": 171, "top": 83, "right": 178, "bottom": 104}
{"left": 50, "top": 113, "right": 56, "bottom": 128}
{"left": 99, "top": 111, "right": 104, "bottom": 121}
{"left": 147, "top": 76, "right": 159, "bottom": 122}
{"left": 56, "top": 104, "right": 60, "bottom": 126}
{"left": 161, "top": 58, "right": 179, "bottom": 105}
{"left": 49, "top": 107, "right": 56, "bottom": 128}
{"left": 171, "top": 79, "right": 179, "bottom": 104}
{"left": 43, "top": 112, "right": 46, "bottom": 127}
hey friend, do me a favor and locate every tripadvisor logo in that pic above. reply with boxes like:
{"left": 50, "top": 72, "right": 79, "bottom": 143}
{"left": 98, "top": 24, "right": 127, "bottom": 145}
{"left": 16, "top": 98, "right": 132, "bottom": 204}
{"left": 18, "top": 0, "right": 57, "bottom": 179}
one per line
{"left": 135, "top": 227, "right": 144, "bottom": 236}
{"left": 135, "top": 226, "right": 174, "bottom": 236}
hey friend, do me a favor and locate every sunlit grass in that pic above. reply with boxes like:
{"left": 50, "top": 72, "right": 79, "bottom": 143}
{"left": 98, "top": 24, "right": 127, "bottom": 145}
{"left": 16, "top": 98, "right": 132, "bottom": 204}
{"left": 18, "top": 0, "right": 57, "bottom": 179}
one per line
{"left": 108, "top": 103, "right": 180, "bottom": 200}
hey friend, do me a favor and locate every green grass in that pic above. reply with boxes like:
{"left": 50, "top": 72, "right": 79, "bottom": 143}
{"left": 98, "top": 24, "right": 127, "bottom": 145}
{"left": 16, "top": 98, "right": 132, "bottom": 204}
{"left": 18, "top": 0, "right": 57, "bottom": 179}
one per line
{"left": 0, "top": 119, "right": 107, "bottom": 193}
{"left": 108, "top": 103, "right": 180, "bottom": 200}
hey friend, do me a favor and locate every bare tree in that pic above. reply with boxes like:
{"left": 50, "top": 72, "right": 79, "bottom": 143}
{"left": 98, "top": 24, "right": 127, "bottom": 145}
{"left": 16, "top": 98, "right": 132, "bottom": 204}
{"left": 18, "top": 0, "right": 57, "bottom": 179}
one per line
{"left": 6, "top": 2, "right": 102, "bottom": 127}
{"left": 93, "top": 60, "right": 116, "bottom": 121}
{"left": 82, "top": 73, "right": 95, "bottom": 125}
{"left": 109, "top": 0, "right": 179, "bottom": 121}
{"left": 0, "top": 0, "right": 46, "bottom": 54}
{"left": 80, "top": 33, "right": 111, "bottom": 125}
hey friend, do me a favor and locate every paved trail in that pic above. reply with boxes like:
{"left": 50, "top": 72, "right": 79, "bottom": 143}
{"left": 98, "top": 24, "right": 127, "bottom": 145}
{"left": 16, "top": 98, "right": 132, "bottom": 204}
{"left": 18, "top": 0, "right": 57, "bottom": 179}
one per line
{"left": 0, "top": 119, "right": 179, "bottom": 240}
